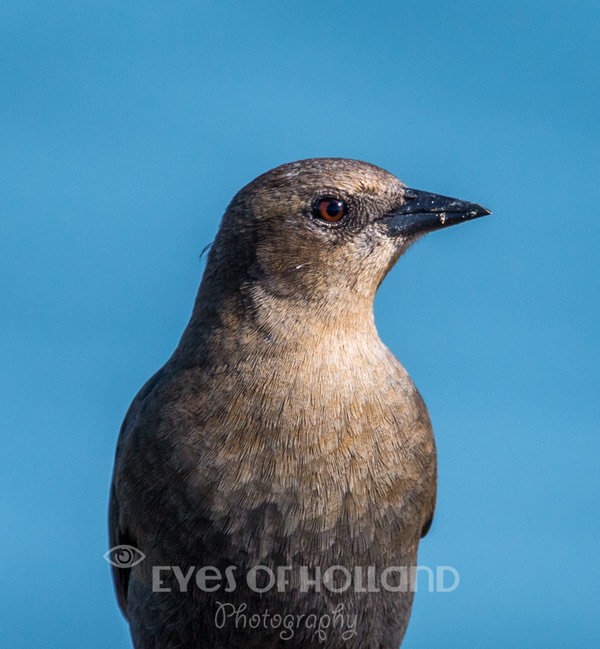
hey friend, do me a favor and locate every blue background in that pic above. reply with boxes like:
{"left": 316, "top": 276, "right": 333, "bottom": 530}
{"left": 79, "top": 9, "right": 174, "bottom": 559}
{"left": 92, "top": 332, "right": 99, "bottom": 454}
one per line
{"left": 2, "top": 1, "right": 598, "bottom": 647}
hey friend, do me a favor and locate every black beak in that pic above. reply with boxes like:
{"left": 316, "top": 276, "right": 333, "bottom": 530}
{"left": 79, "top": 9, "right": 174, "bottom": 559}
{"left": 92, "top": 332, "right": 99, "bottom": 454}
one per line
{"left": 383, "top": 188, "right": 491, "bottom": 236}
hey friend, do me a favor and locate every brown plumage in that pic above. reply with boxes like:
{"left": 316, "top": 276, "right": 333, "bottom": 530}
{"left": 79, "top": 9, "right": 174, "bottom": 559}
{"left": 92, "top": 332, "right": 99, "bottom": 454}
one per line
{"left": 109, "top": 158, "right": 490, "bottom": 648}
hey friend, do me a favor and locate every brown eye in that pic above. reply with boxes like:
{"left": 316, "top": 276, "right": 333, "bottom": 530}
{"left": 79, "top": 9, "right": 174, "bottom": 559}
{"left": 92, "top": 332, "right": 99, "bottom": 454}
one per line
{"left": 314, "top": 198, "right": 348, "bottom": 223}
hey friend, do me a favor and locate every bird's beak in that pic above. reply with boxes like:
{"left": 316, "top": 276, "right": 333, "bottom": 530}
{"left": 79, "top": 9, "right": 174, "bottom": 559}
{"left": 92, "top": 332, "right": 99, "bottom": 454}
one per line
{"left": 382, "top": 188, "right": 491, "bottom": 236}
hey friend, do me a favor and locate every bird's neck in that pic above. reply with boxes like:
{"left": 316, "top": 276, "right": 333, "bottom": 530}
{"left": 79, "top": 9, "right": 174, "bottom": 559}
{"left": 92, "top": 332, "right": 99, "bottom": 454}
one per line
{"left": 172, "top": 274, "right": 381, "bottom": 367}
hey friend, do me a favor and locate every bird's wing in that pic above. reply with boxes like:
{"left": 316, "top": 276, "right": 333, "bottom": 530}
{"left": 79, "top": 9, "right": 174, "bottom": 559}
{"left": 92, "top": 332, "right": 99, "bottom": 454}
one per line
{"left": 420, "top": 508, "right": 434, "bottom": 538}
{"left": 420, "top": 472, "right": 437, "bottom": 538}
{"left": 108, "top": 370, "right": 164, "bottom": 618}
{"left": 108, "top": 482, "right": 137, "bottom": 617}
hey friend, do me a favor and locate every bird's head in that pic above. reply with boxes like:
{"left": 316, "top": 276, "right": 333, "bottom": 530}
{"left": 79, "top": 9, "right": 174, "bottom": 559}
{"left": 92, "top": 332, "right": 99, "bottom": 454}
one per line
{"left": 190, "top": 158, "right": 490, "bottom": 343}
{"left": 205, "top": 158, "right": 489, "bottom": 304}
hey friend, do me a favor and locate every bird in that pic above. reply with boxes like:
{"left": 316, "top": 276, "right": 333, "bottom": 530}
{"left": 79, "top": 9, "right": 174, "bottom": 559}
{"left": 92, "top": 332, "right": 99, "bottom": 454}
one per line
{"left": 109, "top": 158, "right": 490, "bottom": 648}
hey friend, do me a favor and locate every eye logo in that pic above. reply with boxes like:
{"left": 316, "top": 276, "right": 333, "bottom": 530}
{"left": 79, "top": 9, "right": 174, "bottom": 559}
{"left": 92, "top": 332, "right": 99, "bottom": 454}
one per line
{"left": 103, "top": 545, "right": 146, "bottom": 568}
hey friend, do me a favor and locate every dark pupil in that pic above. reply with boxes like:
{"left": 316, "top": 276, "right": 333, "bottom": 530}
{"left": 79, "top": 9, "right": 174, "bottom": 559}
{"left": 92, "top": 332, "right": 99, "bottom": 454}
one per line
{"left": 326, "top": 201, "right": 342, "bottom": 217}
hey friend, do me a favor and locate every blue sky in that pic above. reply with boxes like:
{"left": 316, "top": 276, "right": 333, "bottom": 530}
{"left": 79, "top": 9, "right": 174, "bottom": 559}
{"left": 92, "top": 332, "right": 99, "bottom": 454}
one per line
{"left": 1, "top": 1, "right": 598, "bottom": 647}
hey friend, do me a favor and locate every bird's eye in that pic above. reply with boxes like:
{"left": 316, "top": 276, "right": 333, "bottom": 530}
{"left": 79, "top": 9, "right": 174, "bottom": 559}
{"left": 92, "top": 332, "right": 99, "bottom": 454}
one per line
{"left": 313, "top": 198, "right": 349, "bottom": 223}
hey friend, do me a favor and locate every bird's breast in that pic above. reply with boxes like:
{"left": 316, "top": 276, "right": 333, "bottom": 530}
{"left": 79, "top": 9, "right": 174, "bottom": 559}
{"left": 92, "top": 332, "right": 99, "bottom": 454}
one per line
{"left": 163, "top": 337, "right": 435, "bottom": 556}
